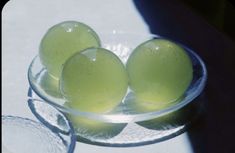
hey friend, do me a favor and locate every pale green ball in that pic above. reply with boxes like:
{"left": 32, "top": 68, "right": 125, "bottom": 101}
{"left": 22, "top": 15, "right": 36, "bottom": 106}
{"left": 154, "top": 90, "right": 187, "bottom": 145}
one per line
{"left": 60, "top": 48, "right": 128, "bottom": 113}
{"left": 39, "top": 21, "right": 101, "bottom": 79}
{"left": 126, "top": 39, "right": 193, "bottom": 111}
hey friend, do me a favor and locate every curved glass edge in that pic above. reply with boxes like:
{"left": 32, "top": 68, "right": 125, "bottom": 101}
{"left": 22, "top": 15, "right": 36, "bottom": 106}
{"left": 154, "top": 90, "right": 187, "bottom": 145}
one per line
{"left": 27, "top": 94, "right": 206, "bottom": 147}
{"left": 2, "top": 115, "right": 77, "bottom": 153}
{"left": 28, "top": 34, "right": 207, "bottom": 124}
{"left": 27, "top": 93, "right": 77, "bottom": 153}
{"left": 75, "top": 125, "right": 188, "bottom": 147}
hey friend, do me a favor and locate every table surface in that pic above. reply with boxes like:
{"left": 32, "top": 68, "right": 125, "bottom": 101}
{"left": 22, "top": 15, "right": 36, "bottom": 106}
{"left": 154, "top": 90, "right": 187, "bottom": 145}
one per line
{"left": 3, "top": 0, "right": 235, "bottom": 153}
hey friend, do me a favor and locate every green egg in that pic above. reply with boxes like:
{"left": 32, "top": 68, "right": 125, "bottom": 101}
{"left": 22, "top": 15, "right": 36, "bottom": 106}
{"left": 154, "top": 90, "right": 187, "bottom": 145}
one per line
{"left": 39, "top": 21, "right": 101, "bottom": 79}
{"left": 126, "top": 39, "right": 193, "bottom": 111}
{"left": 60, "top": 47, "right": 128, "bottom": 113}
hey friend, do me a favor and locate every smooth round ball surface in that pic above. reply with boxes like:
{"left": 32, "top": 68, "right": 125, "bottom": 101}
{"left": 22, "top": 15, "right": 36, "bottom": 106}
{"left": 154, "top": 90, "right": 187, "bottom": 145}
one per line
{"left": 126, "top": 39, "right": 193, "bottom": 110}
{"left": 39, "top": 21, "right": 101, "bottom": 78}
{"left": 60, "top": 48, "right": 128, "bottom": 113}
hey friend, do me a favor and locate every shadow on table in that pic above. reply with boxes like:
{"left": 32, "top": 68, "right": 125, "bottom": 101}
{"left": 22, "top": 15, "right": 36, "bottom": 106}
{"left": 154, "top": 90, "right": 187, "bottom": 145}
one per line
{"left": 133, "top": 0, "right": 235, "bottom": 153}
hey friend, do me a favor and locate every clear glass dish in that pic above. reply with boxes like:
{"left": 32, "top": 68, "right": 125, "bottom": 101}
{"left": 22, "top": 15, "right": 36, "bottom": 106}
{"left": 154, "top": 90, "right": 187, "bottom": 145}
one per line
{"left": 28, "top": 32, "right": 207, "bottom": 146}
{"left": 2, "top": 115, "right": 76, "bottom": 153}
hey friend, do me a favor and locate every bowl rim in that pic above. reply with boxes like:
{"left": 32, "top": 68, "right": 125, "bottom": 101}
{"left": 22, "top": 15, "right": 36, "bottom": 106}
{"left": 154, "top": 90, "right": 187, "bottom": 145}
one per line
{"left": 28, "top": 32, "right": 207, "bottom": 123}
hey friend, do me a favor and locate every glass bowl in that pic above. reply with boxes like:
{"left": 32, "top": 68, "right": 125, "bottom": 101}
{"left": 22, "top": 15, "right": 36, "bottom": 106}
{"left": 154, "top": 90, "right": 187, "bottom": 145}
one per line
{"left": 28, "top": 32, "right": 207, "bottom": 146}
{"left": 2, "top": 115, "right": 76, "bottom": 153}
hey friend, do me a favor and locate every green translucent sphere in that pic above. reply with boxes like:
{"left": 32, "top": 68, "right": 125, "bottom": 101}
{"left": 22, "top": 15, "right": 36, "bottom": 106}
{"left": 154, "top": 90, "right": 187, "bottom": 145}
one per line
{"left": 126, "top": 39, "right": 193, "bottom": 110}
{"left": 39, "top": 21, "right": 101, "bottom": 78}
{"left": 60, "top": 48, "right": 128, "bottom": 113}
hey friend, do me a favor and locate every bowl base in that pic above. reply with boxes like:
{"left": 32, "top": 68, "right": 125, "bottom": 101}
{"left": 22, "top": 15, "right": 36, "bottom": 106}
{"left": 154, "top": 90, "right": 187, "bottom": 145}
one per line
{"left": 28, "top": 88, "right": 205, "bottom": 147}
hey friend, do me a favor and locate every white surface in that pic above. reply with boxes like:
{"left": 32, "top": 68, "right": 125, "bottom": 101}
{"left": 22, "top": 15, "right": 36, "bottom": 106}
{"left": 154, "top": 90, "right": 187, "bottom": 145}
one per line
{"left": 2, "top": 0, "right": 193, "bottom": 152}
